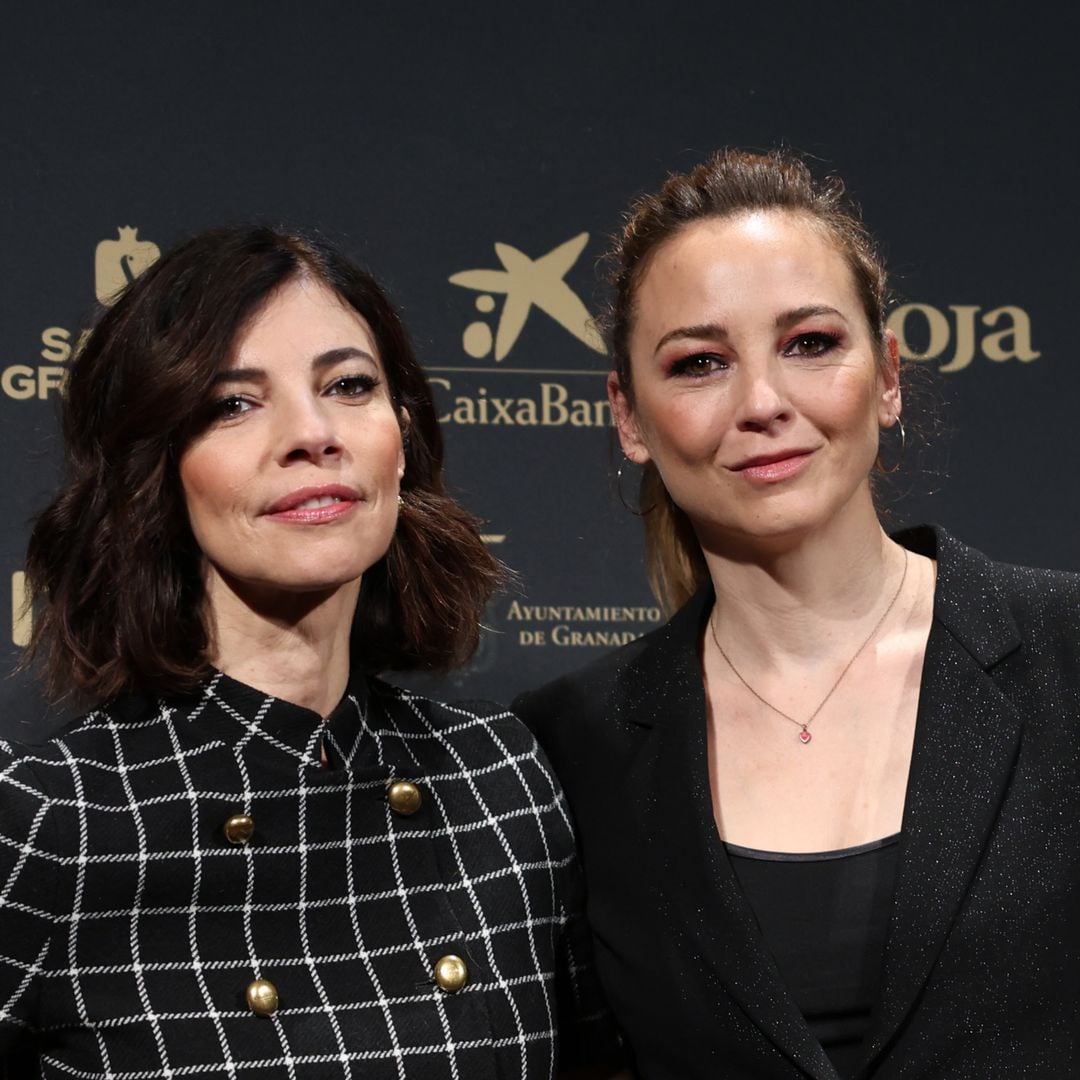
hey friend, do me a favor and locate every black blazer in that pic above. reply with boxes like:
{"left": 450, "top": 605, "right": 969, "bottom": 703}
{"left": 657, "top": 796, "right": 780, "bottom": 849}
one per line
{"left": 515, "top": 527, "right": 1080, "bottom": 1079}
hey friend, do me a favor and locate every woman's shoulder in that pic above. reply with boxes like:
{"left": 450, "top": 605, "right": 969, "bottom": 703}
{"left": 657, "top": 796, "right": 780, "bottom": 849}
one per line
{"left": 904, "top": 527, "right": 1080, "bottom": 680}
{"left": 986, "top": 554, "right": 1080, "bottom": 604}
{"left": 369, "top": 677, "right": 545, "bottom": 757}
{"left": 367, "top": 679, "right": 573, "bottom": 813}
{"left": 518, "top": 590, "right": 707, "bottom": 701}
{"left": 512, "top": 589, "right": 710, "bottom": 763}
{"left": 984, "top": 556, "right": 1080, "bottom": 664}
{"left": 0, "top": 705, "right": 109, "bottom": 786}
{"left": 925, "top": 525, "right": 1080, "bottom": 617}
{"left": 0, "top": 719, "right": 96, "bottom": 921}
{"left": 370, "top": 676, "right": 512, "bottom": 720}
{"left": 1, "top": 694, "right": 172, "bottom": 768}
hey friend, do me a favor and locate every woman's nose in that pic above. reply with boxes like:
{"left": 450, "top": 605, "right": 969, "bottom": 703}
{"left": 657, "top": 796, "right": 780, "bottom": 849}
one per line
{"left": 275, "top": 397, "right": 343, "bottom": 463}
{"left": 734, "top": 360, "right": 792, "bottom": 432}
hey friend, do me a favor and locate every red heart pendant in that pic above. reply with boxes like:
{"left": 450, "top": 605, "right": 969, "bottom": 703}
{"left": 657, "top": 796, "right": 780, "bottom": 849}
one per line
{"left": 798, "top": 730, "right": 812, "bottom": 744}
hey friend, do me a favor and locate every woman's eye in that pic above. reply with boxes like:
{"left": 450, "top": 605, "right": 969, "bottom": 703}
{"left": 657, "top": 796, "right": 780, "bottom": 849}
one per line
{"left": 328, "top": 374, "right": 379, "bottom": 397}
{"left": 670, "top": 353, "right": 727, "bottom": 378}
{"left": 209, "top": 394, "right": 252, "bottom": 420}
{"left": 786, "top": 332, "right": 840, "bottom": 357}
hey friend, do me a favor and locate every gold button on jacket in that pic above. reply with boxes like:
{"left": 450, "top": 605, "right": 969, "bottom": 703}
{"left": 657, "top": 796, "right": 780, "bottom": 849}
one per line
{"left": 433, "top": 954, "right": 468, "bottom": 993}
{"left": 223, "top": 813, "right": 255, "bottom": 845}
{"left": 245, "top": 978, "right": 279, "bottom": 1017}
{"left": 387, "top": 781, "right": 422, "bottom": 815}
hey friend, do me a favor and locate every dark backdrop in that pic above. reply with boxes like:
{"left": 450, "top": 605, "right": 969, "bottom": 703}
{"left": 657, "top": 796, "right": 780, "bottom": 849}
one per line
{"left": 2, "top": 3, "right": 1076, "bottom": 734}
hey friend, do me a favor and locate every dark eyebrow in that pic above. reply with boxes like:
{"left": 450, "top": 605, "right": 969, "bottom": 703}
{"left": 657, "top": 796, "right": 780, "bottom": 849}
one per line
{"left": 653, "top": 323, "right": 728, "bottom": 356}
{"left": 211, "top": 347, "right": 378, "bottom": 386}
{"left": 775, "top": 305, "right": 846, "bottom": 330}
{"left": 653, "top": 308, "right": 848, "bottom": 356}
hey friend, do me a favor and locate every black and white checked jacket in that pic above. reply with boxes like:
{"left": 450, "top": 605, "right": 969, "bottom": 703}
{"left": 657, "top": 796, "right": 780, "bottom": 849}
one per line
{"left": 0, "top": 671, "right": 616, "bottom": 1078}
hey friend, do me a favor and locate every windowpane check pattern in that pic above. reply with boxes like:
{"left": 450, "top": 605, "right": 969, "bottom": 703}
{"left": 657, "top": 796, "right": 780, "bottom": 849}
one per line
{"left": 0, "top": 672, "right": 615, "bottom": 1078}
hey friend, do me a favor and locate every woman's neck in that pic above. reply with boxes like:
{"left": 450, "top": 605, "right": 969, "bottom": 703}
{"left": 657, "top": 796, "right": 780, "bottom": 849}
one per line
{"left": 202, "top": 572, "right": 360, "bottom": 717}
{"left": 702, "top": 515, "right": 904, "bottom": 666}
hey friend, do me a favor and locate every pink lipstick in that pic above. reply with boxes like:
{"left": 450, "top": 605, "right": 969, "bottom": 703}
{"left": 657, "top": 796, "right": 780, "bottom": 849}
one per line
{"left": 262, "top": 484, "right": 361, "bottom": 524}
{"left": 730, "top": 450, "right": 814, "bottom": 484}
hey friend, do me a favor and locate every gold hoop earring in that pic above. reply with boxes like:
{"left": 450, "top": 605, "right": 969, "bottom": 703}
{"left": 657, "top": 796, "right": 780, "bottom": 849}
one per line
{"left": 875, "top": 416, "right": 906, "bottom": 475}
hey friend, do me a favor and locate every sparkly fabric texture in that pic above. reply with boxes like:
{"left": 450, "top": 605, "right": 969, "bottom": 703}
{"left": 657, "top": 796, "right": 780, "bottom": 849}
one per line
{"left": 515, "top": 526, "right": 1080, "bottom": 1079}
{"left": 0, "top": 671, "right": 618, "bottom": 1078}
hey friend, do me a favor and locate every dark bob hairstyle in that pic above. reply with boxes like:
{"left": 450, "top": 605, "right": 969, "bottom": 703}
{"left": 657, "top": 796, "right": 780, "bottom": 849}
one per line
{"left": 25, "top": 225, "right": 503, "bottom": 702}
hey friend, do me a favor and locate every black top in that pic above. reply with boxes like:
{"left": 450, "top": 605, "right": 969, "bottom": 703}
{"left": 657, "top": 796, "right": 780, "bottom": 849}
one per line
{"left": 725, "top": 834, "right": 901, "bottom": 1076}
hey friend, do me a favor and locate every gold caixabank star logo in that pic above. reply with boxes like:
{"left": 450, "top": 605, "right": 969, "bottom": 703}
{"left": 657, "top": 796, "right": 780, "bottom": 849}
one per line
{"left": 449, "top": 232, "right": 605, "bottom": 361}
{"left": 94, "top": 226, "right": 160, "bottom": 306}
{"left": 435, "top": 233, "right": 613, "bottom": 432}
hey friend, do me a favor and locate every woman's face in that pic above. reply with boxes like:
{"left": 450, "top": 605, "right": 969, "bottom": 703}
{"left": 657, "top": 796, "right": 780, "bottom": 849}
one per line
{"left": 180, "top": 277, "right": 405, "bottom": 607}
{"left": 611, "top": 211, "right": 900, "bottom": 550}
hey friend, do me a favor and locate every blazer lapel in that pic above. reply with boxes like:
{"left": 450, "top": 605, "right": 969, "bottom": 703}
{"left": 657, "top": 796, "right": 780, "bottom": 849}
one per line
{"left": 860, "top": 529, "right": 1025, "bottom": 1069}
{"left": 617, "top": 592, "right": 840, "bottom": 1080}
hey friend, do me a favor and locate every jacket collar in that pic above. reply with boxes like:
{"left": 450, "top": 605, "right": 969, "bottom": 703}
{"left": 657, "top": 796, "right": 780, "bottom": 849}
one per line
{"left": 861, "top": 527, "right": 1024, "bottom": 1071}
{"left": 108, "top": 669, "right": 375, "bottom": 769}
{"left": 892, "top": 524, "right": 1021, "bottom": 667}
{"left": 615, "top": 580, "right": 838, "bottom": 1076}
{"left": 612, "top": 526, "right": 1025, "bottom": 1078}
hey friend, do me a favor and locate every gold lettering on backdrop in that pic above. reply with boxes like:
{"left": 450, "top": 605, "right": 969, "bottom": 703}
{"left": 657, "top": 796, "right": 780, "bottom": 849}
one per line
{"left": 551, "top": 626, "right": 642, "bottom": 647}
{"left": 981, "top": 306, "right": 1040, "bottom": 363}
{"left": 1, "top": 365, "right": 67, "bottom": 400}
{"left": 1, "top": 325, "right": 91, "bottom": 402}
{"left": 38, "top": 327, "right": 90, "bottom": 364}
{"left": 40, "top": 326, "right": 73, "bottom": 362}
{"left": 888, "top": 303, "right": 952, "bottom": 363}
{"left": 429, "top": 379, "right": 611, "bottom": 427}
{"left": 507, "top": 600, "right": 662, "bottom": 649}
{"left": 939, "top": 305, "right": 980, "bottom": 373}
{"left": 5, "top": 229, "right": 158, "bottom": 402}
{"left": 449, "top": 234, "right": 605, "bottom": 361}
{"left": 886, "top": 303, "right": 1040, "bottom": 372}
{"left": 506, "top": 602, "right": 662, "bottom": 622}
{"left": 2, "top": 366, "right": 36, "bottom": 401}
{"left": 11, "top": 572, "right": 30, "bottom": 648}
{"left": 37, "top": 368, "right": 66, "bottom": 397}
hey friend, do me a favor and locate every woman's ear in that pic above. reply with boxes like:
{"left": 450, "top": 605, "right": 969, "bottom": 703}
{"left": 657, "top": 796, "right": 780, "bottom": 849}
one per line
{"left": 879, "top": 330, "right": 902, "bottom": 425}
{"left": 398, "top": 407, "right": 410, "bottom": 480}
{"left": 607, "top": 373, "right": 651, "bottom": 464}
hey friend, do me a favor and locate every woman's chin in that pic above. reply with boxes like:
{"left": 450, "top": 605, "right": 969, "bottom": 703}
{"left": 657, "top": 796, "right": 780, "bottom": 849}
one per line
{"left": 208, "top": 566, "right": 365, "bottom": 615}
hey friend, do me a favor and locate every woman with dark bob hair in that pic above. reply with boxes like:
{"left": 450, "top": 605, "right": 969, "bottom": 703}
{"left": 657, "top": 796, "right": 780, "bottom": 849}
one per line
{"left": 516, "top": 150, "right": 1080, "bottom": 1078}
{"left": 0, "top": 226, "right": 622, "bottom": 1078}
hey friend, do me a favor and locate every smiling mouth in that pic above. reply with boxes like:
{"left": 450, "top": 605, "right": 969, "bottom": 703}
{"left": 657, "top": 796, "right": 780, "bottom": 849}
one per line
{"left": 730, "top": 449, "right": 815, "bottom": 483}
{"left": 731, "top": 449, "right": 814, "bottom": 471}
{"left": 262, "top": 485, "right": 364, "bottom": 523}
{"left": 264, "top": 485, "right": 363, "bottom": 515}
{"left": 293, "top": 495, "right": 349, "bottom": 510}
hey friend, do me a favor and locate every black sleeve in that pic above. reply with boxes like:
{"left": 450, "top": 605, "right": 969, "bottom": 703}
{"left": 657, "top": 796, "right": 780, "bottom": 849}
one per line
{"left": 512, "top": 691, "right": 626, "bottom": 1071}
{"left": 0, "top": 744, "right": 71, "bottom": 1053}
{"left": 553, "top": 859, "right": 626, "bottom": 1071}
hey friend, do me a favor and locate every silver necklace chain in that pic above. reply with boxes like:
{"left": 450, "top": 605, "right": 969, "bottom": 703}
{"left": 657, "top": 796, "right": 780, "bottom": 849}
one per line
{"left": 709, "top": 549, "right": 910, "bottom": 744}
